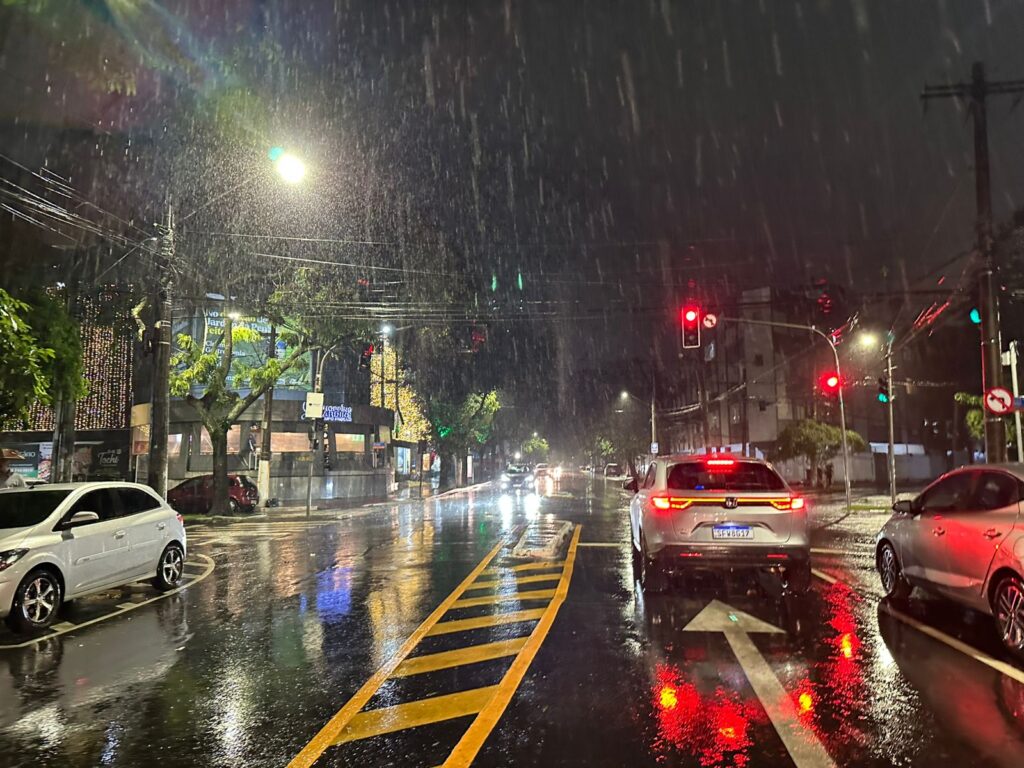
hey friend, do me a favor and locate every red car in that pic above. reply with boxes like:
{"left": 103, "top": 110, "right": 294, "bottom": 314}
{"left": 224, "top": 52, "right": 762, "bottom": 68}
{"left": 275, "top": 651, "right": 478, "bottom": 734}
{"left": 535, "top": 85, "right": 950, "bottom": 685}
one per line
{"left": 168, "top": 474, "right": 259, "bottom": 515}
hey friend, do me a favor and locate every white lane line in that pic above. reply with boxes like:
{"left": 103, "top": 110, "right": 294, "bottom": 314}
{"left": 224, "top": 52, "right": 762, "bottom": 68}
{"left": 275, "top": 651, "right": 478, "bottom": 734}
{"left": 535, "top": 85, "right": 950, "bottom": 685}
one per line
{"left": 812, "top": 569, "right": 1024, "bottom": 685}
{"left": 577, "top": 542, "right": 622, "bottom": 548}
{"left": 0, "top": 554, "right": 216, "bottom": 650}
{"left": 880, "top": 602, "right": 1024, "bottom": 685}
{"left": 809, "top": 547, "right": 851, "bottom": 555}
{"left": 726, "top": 630, "right": 837, "bottom": 768}
{"left": 811, "top": 568, "right": 838, "bottom": 584}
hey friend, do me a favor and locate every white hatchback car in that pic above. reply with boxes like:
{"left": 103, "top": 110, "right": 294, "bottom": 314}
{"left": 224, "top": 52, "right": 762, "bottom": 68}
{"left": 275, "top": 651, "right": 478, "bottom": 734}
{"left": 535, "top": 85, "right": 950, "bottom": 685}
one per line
{"left": 0, "top": 482, "right": 187, "bottom": 633}
{"left": 876, "top": 465, "right": 1024, "bottom": 659}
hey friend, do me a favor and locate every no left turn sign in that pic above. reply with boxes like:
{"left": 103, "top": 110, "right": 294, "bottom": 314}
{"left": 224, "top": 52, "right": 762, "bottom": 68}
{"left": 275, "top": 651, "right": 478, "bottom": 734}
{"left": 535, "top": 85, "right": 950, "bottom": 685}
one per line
{"left": 984, "top": 387, "right": 1014, "bottom": 415}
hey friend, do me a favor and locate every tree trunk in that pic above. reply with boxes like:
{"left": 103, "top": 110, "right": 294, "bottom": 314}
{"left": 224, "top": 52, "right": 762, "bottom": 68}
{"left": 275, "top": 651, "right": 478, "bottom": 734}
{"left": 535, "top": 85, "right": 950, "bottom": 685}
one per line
{"left": 440, "top": 451, "right": 456, "bottom": 489}
{"left": 209, "top": 426, "right": 232, "bottom": 515}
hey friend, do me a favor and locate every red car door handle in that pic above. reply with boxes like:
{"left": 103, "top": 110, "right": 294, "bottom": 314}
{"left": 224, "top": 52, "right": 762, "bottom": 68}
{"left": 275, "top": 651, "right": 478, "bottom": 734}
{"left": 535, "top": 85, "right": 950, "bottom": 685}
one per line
{"left": 932, "top": 527, "right": 945, "bottom": 536}
{"left": 984, "top": 529, "right": 1002, "bottom": 539}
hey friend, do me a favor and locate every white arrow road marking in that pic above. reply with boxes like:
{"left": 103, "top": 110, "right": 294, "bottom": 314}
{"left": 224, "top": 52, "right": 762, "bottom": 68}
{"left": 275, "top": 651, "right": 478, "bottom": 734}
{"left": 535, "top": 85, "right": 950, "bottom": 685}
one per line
{"left": 684, "top": 600, "right": 836, "bottom": 768}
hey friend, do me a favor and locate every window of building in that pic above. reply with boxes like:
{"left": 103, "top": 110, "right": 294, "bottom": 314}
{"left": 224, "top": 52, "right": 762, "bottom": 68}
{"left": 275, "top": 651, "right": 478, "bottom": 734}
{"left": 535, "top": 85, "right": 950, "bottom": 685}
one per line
{"left": 200, "top": 426, "right": 241, "bottom": 454}
{"left": 271, "top": 432, "right": 312, "bottom": 453}
{"left": 334, "top": 433, "right": 366, "bottom": 454}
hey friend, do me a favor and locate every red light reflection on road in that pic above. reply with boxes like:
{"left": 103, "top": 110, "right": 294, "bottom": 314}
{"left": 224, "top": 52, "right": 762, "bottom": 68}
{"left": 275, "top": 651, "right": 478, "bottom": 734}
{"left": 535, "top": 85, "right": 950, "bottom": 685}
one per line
{"left": 652, "top": 664, "right": 763, "bottom": 766}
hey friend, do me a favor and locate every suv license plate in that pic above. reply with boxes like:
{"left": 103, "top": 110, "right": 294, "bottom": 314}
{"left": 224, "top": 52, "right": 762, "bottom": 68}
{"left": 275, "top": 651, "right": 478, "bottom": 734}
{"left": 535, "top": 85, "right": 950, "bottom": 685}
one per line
{"left": 712, "top": 526, "right": 753, "bottom": 540}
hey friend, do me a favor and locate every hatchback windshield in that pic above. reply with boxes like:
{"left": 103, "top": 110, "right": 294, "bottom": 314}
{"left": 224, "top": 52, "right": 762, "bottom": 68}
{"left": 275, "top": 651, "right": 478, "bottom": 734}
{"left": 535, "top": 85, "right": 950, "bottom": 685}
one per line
{"left": 668, "top": 462, "right": 786, "bottom": 492}
{"left": 506, "top": 465, "right": 530, "bottom": 474}
{"left": 0, "top": 489, "right": 72, "bottom": 528}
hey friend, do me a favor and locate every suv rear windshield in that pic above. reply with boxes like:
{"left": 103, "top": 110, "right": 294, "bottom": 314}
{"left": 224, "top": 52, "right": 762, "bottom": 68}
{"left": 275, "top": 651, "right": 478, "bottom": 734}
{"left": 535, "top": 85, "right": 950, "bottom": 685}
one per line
{"left": 0, "top": 489, "right": 72, "bottom": 528}
{"left": 667, "top": 462, "right": 786, "bottom": 492}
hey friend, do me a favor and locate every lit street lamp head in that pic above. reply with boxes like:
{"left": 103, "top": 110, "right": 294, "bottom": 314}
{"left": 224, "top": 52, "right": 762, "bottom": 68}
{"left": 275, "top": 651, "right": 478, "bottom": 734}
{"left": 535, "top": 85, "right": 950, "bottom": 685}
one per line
{"left": 274, "top": 153, "right": 307, "bottom": 184}
{"left": 620, "top": 391, "right": 629, "bottom": 400}
{"left": 858, "top": 332, "right": 879, "bottom": 349}
{"left": 381, "top": 324, "right": 393, "bottom": 336}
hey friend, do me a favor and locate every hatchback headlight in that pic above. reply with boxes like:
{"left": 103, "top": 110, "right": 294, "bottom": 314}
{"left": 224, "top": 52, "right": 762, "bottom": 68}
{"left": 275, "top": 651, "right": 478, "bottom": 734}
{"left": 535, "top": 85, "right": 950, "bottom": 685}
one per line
{"left": 0, "top": 549, "right": 28, "bottom": 572}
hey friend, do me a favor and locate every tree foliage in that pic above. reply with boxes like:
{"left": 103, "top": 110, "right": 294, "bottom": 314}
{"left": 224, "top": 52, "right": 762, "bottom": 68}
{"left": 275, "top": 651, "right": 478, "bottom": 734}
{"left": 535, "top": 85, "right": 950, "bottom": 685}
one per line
{"left": 0, "top": 289, "right": 53, "bottom": 424}
{"left": 522, "top": 435, "right": 549, "bottom": 461}
{"left": 772, "top": 419, "right": 867, "bottom": 469}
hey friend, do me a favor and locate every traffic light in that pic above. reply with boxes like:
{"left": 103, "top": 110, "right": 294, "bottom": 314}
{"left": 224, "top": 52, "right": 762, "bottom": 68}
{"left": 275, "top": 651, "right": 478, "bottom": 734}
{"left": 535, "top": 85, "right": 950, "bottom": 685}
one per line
{"left": 681, "top": 305, "right": 701, "bottom": 349}
{"left": 819, "top": 371, "right": 841, "bottom": 396}
{"left": 358, "top": 343, "right": 375, "bottom": 370}
{"left": 877, "top": 377, "right": 890, "bottom": 404}
{"left": 969, "top": 307, "right": 982, "bottom": 325}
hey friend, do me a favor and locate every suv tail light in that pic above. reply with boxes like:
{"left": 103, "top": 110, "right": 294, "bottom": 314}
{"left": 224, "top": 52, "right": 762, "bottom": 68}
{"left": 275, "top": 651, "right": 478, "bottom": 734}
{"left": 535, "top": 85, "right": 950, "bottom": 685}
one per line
{"left": 649, "top": 494, "right": 694, "bottom": 513}
{"left": 768, "top": 496, "right": 805, "bottom": 511}
{"left": 176, "top": 513, "right": 184, "bottom": 525}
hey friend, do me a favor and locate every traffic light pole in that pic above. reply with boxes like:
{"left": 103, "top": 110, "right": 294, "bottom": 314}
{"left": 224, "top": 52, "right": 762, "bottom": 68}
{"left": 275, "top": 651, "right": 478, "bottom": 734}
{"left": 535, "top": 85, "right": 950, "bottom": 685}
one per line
{"left": 722, "top": 317, "right": 852, "bottom": 515}
{"left": 885, "top": 338, "right": 896, "bottom": 504}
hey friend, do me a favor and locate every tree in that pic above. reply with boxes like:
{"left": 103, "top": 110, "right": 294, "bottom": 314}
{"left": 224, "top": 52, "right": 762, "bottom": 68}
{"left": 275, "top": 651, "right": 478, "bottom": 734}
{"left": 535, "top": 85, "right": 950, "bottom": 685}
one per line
{"left": 21, "top": 289, "right": 87, "bottom": 407}
{"left": 954, "top": 392, "right": 1017, "bottom": 452}
{"left": 772, "top": 420, "right": 867, "bottom": 477}
{"left": 522, "top": 435, "right": 549, "bottom": 462}
{"left": 370, "top": 344, "right": 431, "bottom": 442}
{"left": 427, "top": 390, "right": 501, "bottom": 488}
{"left": 170, "top": 315, "right": 316, "bottom": 514}
{"left": 0, "top": 289, "right": 53, "bottom": 425}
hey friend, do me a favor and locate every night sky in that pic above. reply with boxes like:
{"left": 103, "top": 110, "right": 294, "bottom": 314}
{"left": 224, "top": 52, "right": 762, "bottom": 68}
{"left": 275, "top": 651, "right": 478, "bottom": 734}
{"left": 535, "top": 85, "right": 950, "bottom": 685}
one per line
{"left": 2, "top": 0, "right": 1024, "bottom": 426}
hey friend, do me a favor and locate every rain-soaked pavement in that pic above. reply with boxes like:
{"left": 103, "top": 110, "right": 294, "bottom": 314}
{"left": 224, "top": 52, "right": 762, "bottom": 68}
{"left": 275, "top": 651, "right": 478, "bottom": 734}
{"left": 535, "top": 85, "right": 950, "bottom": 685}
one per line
{"left": 1, "top": 474, "right": 1023, "bottom": 767}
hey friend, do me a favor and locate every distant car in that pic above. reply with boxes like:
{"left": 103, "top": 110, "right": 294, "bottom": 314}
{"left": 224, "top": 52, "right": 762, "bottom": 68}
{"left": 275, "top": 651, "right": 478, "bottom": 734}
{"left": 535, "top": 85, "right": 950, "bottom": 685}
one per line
{"left": 604, "top": 463, "right": 625, "bottom": 479}
{"left": 167, "top": 474, "right": 259, "bottom": 515}
{"left": 500, "top": 464, "right": 535, "bottom": 492}
{"left": 876, "top": 465, "right": 1024, "bottom": 660}
{"left": 534, "top": 463, "right": 550, "bottom": 477}
{"left": 0, "top": 482, "right": 187, "bottom": 632}
{"left": 627, "top": 455, "right": 809, "bottom": 593}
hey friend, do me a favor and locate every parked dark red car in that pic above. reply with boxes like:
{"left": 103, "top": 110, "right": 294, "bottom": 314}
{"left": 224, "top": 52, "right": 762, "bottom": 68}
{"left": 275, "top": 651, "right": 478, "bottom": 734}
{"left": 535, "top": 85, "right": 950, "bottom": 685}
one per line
{"left": 168, "top": 474, "right": 259, "bottom": 515}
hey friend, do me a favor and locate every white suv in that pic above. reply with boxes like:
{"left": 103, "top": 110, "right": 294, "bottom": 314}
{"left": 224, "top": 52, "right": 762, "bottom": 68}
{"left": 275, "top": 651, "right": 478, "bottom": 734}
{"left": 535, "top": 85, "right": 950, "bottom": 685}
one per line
{"left": 628, "top": 455, "right": 810, "bottom": 593}
{"left": 0, "top": 482, "right": 187, "bottom": 633}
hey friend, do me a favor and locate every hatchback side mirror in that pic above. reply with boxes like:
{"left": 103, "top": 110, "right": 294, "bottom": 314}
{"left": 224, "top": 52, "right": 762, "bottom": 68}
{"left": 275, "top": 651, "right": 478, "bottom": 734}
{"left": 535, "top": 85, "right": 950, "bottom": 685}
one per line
{"left": 892, "top": 499, "right": 913, "bottom": 516}
{"left": 65, "top": 510, "right": 100, "bottom": 528}
{"left": 623, "top": 478, "right": 638, "bottom": 493}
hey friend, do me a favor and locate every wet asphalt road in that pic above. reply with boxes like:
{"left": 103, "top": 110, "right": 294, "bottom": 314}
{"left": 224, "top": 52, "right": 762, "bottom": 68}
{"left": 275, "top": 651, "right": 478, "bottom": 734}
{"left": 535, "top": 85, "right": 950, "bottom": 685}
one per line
{"left": 1, "top": 475, "right": 1023, "bottom": 767}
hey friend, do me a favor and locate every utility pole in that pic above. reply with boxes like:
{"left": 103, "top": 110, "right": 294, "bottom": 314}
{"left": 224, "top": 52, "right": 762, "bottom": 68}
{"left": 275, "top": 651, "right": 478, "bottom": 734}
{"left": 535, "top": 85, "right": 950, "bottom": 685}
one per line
{"left": 923, "top": 61, "right": 1024, "bottom": 463}
{"left": 258, "top": 325, "right": 276, "bottom": 506}
{"left": 147, "top": 204, "right": 174, "bottom": 497}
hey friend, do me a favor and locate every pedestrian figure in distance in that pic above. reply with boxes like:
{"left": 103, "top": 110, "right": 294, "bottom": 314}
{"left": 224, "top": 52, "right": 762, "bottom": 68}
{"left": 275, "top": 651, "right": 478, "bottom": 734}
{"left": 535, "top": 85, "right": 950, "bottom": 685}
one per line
{"left": 816, "top": 465, "right": 824, "bottom": 489}
{"left": 825, "top": 462, "right": 834, "bottom": 490}
{"left": 0, "top": 456, "right": 27, "bottom": 488}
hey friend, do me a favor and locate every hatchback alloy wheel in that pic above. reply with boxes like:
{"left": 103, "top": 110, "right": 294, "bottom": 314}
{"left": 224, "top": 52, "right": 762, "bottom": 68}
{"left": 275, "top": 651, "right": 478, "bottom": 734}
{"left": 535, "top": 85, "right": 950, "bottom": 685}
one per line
{"left": 22, "top": 576, "right": 58, "bottom": 626}
{"left": 152, "top": 544, "right": 185, "bottom": 591}
{"left": 995, "top": 577, "right": 1024, "bottom": 654}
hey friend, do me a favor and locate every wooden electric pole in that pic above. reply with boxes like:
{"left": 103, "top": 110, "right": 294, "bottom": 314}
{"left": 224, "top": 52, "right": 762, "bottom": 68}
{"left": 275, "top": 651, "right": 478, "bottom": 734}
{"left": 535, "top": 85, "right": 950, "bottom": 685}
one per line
{"left": 923, "top": 62, "right": 1024, "bottom": 463}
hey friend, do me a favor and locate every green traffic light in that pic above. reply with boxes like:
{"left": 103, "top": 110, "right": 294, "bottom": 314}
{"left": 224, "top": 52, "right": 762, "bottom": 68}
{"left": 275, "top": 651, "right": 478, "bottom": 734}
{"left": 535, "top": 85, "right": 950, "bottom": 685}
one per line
{"left": 877, "top": 393, "right": 889, "bottom": 404}
{"left": 969, "top": 307, "right": 982, "bottom": 325}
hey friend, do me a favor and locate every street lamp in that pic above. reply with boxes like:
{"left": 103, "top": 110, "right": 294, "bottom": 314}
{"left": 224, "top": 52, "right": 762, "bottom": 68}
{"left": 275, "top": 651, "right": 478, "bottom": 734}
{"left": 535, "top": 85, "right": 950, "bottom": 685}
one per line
{"left": 147, "top": 149, "right": 310, "bottom": 498}
{"left": 858, "top": 332, "right": 879, "bottom": 350}
{"left": 860, "top": 330, "right": 897, "bottom": 504}
{"left": 620, "top": 390, "right": 658, "bottom": 456}
{"left": 274, "top": 153, "right": 307, "bottom": 185}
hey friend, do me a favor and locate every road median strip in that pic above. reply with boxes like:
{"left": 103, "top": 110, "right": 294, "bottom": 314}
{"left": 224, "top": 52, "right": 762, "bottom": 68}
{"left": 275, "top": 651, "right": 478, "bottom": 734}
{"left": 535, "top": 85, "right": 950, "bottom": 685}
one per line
{"left": 288, "top": 526, "right": 582, "bottom": 768}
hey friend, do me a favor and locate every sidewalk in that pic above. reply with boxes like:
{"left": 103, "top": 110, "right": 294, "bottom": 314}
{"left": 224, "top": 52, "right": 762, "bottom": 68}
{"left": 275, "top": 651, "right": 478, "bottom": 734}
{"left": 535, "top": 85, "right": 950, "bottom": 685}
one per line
{"left": 183, "top": 479, "right": 493, "bottom": 526}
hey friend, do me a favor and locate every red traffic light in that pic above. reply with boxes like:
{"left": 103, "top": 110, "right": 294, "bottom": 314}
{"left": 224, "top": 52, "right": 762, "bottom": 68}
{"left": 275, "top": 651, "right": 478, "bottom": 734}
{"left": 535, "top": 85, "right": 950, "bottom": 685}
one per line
{"left": 819, "top": 372, "right": 841, "bottom": 393}
{"left": 681, "top": 305, "right": 701, "bottom": 349}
